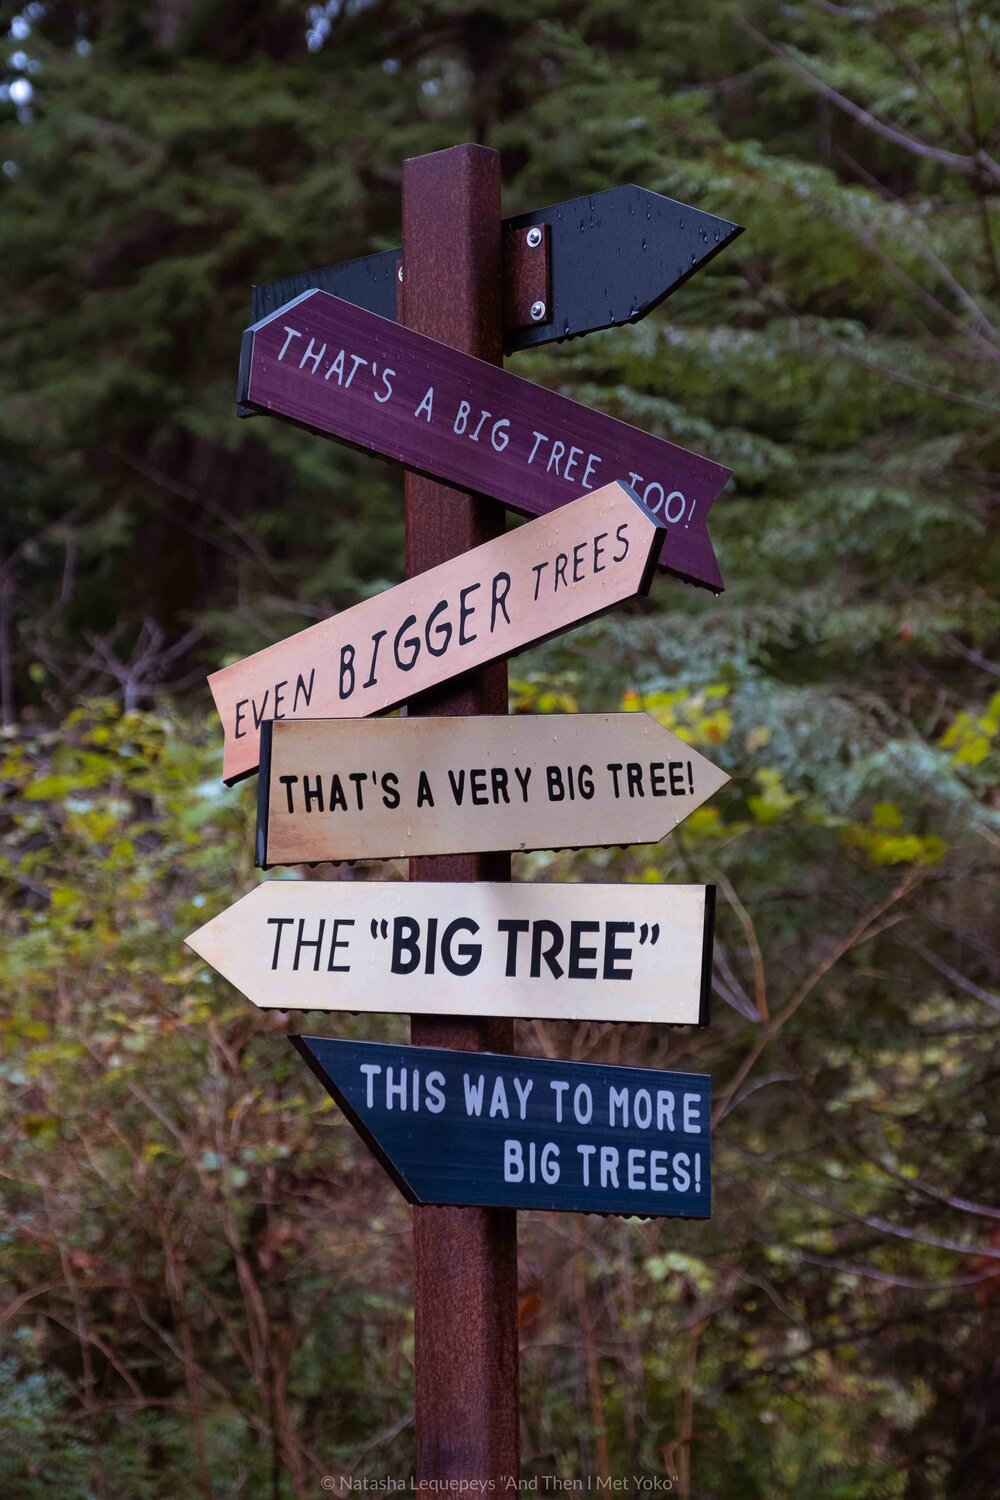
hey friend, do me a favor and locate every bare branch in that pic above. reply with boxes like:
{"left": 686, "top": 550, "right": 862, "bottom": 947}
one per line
{"left": 714, "top": 871, "right": 923, "bottom": 1125}
{"left": 833, "top": 147, "right": 999, "bottom": 347}
{"left": 739, "top": 18, "right": 1000, "bottom": 187}
{"left": 747, "top": 269, "right": 1000, "bottom": 415}
{"left": 727, "top": 1140, "right": 1000, "bottom": 1260}
{"left": 938, "top": 631, "right": 1000, "bottom": 680}
{"left": 791, "top": 1246, "right": 1000, "bottom": 1292}
{"left": 113, "top": 445, "right": 284, "bottom": 585}
{"left": 711, "top": 866, "right": 769, "bottom": 1020}
{"left": 912, "top": 938, "right": 1000, "bottom": 1015}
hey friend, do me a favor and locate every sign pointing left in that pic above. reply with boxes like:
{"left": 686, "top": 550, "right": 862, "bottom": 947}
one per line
{"left": 185, "top": 881, "right": 714, "bottom": 1026}
{"left": 292, "top": 1037, "right": 712, "bottom": 1219}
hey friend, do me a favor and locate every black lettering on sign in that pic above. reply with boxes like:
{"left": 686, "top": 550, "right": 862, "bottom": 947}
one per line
{"left": 416, "top": 771, "right": 434, "bottom": 808}
{"left": 189, "top": 881, "right": 714, "bottom": 1034}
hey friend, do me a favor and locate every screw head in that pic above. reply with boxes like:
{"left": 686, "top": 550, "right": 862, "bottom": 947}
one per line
{"left": 526, "top": 226, "right": 542, "bottom": 249}
{"left": 530, "top": 300, "right": 546, "bottom": 322}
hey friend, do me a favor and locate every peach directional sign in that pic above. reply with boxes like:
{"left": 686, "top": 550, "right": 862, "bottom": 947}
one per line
{"left": 209, "top": 482, "right": 663, "bottom": 784}
{"left": 256, "top": 714, "right": 730, "bottom": 866}
{"left": 237, "top": 289, "right": 730, "bottom": 592}
{"left": 185, "top": 881, "right": 715, "bottom": 1026}
{"left": 293, "top": 1038, "right": 711, "bottom": 1219}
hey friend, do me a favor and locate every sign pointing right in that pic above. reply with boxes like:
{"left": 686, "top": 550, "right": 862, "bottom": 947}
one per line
{"left": 248, "top": 184, "right": 743, "bottom": 354}
{"left": 506, "top": 183, "right": 742, "bottom": 350}
{"left": 256, "top": 714, "right": 729, "bottom": 866}
{"left": 238, "top": 290, "right": 729, "bottom": 592}
{"left": 209, "top": 481, "right": 664, "bottom": 784}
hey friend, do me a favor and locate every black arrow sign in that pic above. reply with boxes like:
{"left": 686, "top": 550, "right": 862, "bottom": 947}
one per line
{"left": 505, "top": 184, "right": 741, "bottom": 350}
{"left": 293, "top": 1037, "right": 711, "bottom": 1219}
{"left": 248, "top": 185, "right": 742, "bottom": 355}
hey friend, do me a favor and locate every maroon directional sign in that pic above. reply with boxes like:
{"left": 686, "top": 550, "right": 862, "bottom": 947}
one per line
{"left": 237, "top": 289, "right": 730, "bottom": 592}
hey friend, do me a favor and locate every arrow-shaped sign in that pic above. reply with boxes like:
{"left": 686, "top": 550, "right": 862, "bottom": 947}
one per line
{"left": 237, "top": 290, "right": 729, "bottom": 592}
{"left": 209, "top": 481, "right": 663, "bottom": 784}
{"left": 247, "top": 185, "right": 743, "bottom": 354}
{"left": 256, "top": 714, "right": 730, "bottom": 866}
{"left": 185, "top": 881, "right": 715, "bottom": 1026}
{"left": 292, "top": 1037, "right": 712, "bottom": 1218}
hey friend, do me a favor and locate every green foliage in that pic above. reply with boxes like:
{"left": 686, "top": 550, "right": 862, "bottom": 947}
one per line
{"left": 0, "top": 701, "right": 414, "bottom": 1490}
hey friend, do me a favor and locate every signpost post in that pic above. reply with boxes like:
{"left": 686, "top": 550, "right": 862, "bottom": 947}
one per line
{"left": 255, "top": 713, "right": 730, "bottom": 865}
{"left": 399, "top": 144, "right": 517, "bottom": 1485}
{"left": 293, "top": 1039, "right": 712, "bottom": 1219}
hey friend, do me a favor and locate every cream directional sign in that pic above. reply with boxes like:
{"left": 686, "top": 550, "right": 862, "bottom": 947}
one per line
{"left": 256, "top": 714, "right": 729, "bottom": 866}
{"left": 185, "top": 882, "right": 715, "bottom": 1026}
{"left": 209, "top": 481, "right": 663, "bottom": 784}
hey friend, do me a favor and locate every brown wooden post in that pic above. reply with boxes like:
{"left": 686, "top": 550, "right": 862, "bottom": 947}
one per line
{"left": 400, "top": 144, "right": 520, "bottom": 1479}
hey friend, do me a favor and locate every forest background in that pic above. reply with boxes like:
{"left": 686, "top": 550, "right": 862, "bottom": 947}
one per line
{"left": 1, "top": 1, "right": 999, "bottom": 1496}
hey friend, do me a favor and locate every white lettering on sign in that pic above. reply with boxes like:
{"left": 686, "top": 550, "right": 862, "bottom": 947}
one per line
{"left": 295, "top": 1036, "right": 713, "bottom": 1218}
{"left": 274, "top": 318, "right": 619, "bottom": 504}
{"left": 241, "top": 289, "right": 730, "bottom": 593}
{"left": 344, "top": 1060, "right": 704, "bottom": 1191}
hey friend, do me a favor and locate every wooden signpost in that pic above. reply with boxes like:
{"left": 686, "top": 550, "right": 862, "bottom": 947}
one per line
{"left": 185, "top": 881, "right": 715, "bottom": 1026}
{"left": 236, "top": 288, "right": 729, "bottom": 591}
{"left": 248, "top": 183, "right": 743, "bottom": 354}
{"left": 197, "top": 141, "right": 741, "bottom": 1482}
{"left": 256, "top": 713, "right": 730, "bottom": 865}
{"left": 209, "top": 481, "right": 664, "bottom": 784}
{"left": 293, "top": 1038, "right": 712, "bottom": 1219}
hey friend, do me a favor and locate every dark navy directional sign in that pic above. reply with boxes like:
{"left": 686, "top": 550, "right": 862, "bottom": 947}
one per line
{"left": 248, "top": 185, "right": 743, "bottom": 355}
{"left": 293, "top": 1037, "right": 711, "bottom": 1219}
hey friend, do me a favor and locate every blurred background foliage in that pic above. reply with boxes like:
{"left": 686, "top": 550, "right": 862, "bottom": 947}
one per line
{"left": 1, "top": 0, "right": 999, "bottom": 1495}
